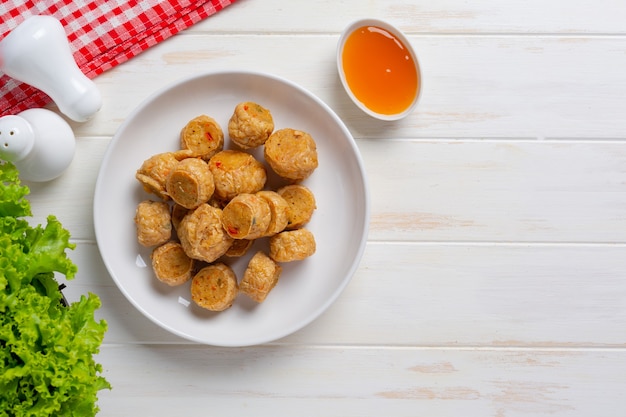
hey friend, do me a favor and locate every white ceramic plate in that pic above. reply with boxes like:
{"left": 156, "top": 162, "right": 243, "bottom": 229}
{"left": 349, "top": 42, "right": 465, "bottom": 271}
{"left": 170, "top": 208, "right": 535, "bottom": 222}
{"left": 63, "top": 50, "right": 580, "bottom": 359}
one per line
{"left": 94, "top": 71, "right": 369, "bottom": 346}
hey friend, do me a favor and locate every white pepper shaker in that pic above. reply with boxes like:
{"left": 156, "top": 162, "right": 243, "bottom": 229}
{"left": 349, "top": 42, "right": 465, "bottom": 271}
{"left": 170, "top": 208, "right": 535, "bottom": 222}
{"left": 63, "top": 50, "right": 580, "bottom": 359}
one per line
{"left": 0, "top": 15, "right": 102, "bottom": 122}
{"left": 0, "top": 108, "right": 75, "bottom": 182}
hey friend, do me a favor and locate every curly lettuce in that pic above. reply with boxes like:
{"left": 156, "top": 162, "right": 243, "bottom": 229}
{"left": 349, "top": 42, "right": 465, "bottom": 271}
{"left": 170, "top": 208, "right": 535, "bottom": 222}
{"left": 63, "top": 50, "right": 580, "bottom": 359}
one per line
{"left": 0, "top": 162, "right": 110, "bottom": 416}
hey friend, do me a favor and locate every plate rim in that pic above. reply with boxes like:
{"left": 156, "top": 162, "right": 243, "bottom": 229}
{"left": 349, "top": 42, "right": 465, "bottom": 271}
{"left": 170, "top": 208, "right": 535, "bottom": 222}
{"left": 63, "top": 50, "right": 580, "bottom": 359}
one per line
{"left": 93, "top": 69, "right": 371, "bottom": 346}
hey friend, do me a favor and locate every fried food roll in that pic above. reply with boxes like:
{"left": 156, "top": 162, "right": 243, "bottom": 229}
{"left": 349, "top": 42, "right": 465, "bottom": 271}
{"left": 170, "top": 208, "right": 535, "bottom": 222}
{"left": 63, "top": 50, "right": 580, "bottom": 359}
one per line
{"left": 222, "top": 193, "right": 271, "bottom": 239}
{"left": 136, "top": 152, "right": 180, "bottom": 200}
{"left": 257, "top": 190, "right": 289, "bottom": 236}
{"left": 239, "top": 251, "right": 282, "bottom": 303}
{"left": 191, "top": 263, "right": 238, "bottom": 311}
{"left": 134, "top": 200, "right": 172, "bottom": 247}
{"left": 170, "top": 203, "right": 189, "bottom": 231}
{"left": 224, "top": 238, "right": 254, "bottom": 257}
{"left": 165, "top": 157, "right": 215, "bottom": 209}
{"left": 276, "top": 184, "right": 316, "bottom": 230}
{"left": 151, "top": 241, "right": 194, "bottom": 286}
{"left": 177, "top": 204, "right": 234, "bottom": 263}
{"left": 228, "top": 101, "right": 274, "bottom": 149}
{"left": 269, "top": 228, "right": 316, "bottom": 262}
{"left": 207, "top": 195, "right": 228, "bottom": 210}
{"left": 208, "top": 150, "right": 267, "bottom": 201}
{"left": 180, "top": 115, "right": 224, "bottom": 160}
{"left": 264, "top": 128, "right": 318, "bottom": 181}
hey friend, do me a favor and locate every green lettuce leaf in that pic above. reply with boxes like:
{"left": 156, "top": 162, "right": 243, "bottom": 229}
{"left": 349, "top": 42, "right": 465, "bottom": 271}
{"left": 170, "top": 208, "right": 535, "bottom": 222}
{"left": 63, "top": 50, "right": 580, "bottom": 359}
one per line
{"left": 0, "top": 162, "right": 110, "bottom": 416}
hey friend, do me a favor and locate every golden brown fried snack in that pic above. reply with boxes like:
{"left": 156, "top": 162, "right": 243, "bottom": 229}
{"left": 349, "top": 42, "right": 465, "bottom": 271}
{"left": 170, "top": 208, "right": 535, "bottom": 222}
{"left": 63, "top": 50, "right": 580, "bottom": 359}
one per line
{"left": 170, "top": 203, "right": 189, "bottom": 231}
{"left": 257, "top": 190, "right": 289, "bottom": 236}
{"left": 224, "top": 239, "right": 254, "bottom": 257}
{"left": 276, "top": 184, "right": 316, "bottom": 230}
{"left": 208, "top": 150, "right": 267, "bottom": 201}
{"left": 134, "top": 200, "right": 172, "bottom": 247}
{"left": 135, "top": 152, "right": 180, "bottom": 200}
{"left": 239, "top": 251, "right": 282, "bottom": 303}
{"left": 222, "top": 193, "right": 271, "bottom": 239}
{"left": 151, "top": 241, "right": 194, "bottom": 286}
{"left": 228, "top": 101, "right": 274, "bottom": 149}
{"left": 177, "top": 204, "right": 234, "bottom": 263}
{"left": 180, "top": 115, "right": 224, "bottom": 160}
{"left": 191, "top": 263, "right": 238, "bottom": 311}
{"left": 269, "top": 228, "right": 316, "bottom": 262}
{"left": 165, "top": 158, "right": 215, "bottom": 209}
{"left": 264, "top": 128, "right": 318, "bottom": 181}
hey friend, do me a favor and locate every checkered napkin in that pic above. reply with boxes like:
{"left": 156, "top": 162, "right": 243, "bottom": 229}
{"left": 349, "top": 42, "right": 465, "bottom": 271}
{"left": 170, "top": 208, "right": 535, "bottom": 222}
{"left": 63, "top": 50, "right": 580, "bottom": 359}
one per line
{"left": 0, "top": 0, "right": 236, "bottom": 118}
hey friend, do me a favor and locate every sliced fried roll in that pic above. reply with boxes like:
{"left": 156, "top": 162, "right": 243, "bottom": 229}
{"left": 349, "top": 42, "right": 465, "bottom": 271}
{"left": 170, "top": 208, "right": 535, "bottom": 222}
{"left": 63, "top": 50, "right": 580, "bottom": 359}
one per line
{"left": 222, "top": 193, "right": 271, "bottom": 240}
{"left": 224, "top": 238, "right": 254, "bottom": 258}
{"left": 191, "top": 263, "right": 238, "bottom": 311}
{"left": 151, "top": 241, "right": 194, "bottom": 286}
{"left": 180, "top": 115, "right": 224, "bottom": 160}
{"left": 257, "top": 190, "right": 289, "bottom": 236}
{"left": 170, "top": 203, "right": 189, "bottom": 231}
{"left": 208, "top": 150, "right": 266, "bottom": 201}
{"left": 166, "top": 157, "right": 215, "bottom": 209}
{"left": 276, "top": 184, "right": 316, "bottom": 230}
{"left": 269, "top": 228, "right": 316, "bottom": 262}
{"left": 177, "top": 204, "right": 233, "bottom": 263}
{"left": 135, "top": 152, "right": 180, "bottom": 200}
{"left": 134, "top": 200, "right": 172, "bottom": 247}
{"left": 264, "top": 128, "right": 318, "bottom": 180}
{"left": 228, "top": 101, "right": 274, "bottom": 149}
{"left": 239, "top": 251, "right": 282, "bottom": 303}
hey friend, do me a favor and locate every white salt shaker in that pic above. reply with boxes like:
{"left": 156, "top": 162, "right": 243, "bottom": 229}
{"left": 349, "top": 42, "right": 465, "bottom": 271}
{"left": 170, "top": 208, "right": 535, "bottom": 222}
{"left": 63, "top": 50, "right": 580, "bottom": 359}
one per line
{"left": 0, "top": 108, "right": 75, "bottom": 182}
{"left": 0, "top": 15, "right": 102, "bottom": 122}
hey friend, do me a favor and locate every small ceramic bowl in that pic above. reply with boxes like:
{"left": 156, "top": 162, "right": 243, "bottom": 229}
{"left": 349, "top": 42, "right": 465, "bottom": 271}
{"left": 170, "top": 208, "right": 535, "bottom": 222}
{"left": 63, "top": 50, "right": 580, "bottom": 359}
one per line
{"left": 337, "top": 18, "right": 421, "bottom": 121}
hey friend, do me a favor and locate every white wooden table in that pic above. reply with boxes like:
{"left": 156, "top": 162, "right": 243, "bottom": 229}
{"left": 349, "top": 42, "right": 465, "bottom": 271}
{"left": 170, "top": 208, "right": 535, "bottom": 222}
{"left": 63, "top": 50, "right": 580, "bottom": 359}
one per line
{"left": 27, "top": 1, "right": 626, "bottom": 415}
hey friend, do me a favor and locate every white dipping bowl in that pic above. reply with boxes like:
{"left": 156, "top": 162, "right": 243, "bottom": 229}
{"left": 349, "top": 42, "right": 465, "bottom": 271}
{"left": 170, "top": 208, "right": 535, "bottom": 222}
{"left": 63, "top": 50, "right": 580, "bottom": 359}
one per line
{"left": 337, "top": 18, "right": 421, "bottom": 121}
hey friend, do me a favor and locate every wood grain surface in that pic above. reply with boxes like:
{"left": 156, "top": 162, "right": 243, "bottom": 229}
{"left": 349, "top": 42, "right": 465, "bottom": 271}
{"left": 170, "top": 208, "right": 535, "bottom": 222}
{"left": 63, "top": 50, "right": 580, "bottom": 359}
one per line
{"left": 20, "top": 1, "right": 626, "bottom": 415}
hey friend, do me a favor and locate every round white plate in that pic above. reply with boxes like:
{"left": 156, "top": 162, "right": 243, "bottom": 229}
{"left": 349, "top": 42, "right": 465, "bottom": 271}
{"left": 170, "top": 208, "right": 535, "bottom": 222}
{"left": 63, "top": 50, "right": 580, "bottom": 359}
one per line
{"left": 94, "top": 70, "right": 370, "bottom": 346}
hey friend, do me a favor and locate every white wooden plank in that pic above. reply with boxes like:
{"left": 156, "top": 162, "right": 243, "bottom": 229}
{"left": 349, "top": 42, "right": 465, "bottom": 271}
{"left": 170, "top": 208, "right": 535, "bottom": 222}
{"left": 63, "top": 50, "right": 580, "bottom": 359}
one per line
{"left": 8, "top": 2, "right": 626, "bottom": 416}
{"left": 68, "top": 34, "right": 626, "bottom": 140}
{"left": 62, "top": 242, "right": 626, "bottom": 346}
{"left": 25, "top": 139, "right": 626, "bottom": 243}
{"left": 197, "top": 0, "right": 626, "bottom": 34}
{"left": 94, "top": 344, "right": 626, "bottom": 417}
{"left": 362, "top": 139, "right": 626, "bottom": 243}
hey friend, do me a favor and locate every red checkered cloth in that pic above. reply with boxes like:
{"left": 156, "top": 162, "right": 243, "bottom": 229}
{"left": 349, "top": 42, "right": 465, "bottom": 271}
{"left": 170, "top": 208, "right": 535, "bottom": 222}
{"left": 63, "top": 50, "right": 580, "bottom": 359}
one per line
{"left": 0, "top": 0, "right": 236, "bottom": 117}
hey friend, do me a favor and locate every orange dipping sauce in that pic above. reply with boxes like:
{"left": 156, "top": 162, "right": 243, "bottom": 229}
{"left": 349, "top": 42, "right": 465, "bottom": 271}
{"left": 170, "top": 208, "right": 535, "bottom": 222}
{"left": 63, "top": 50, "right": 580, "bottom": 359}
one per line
{"left": 341, "top": 25, "right": 419, "bottom": 116}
